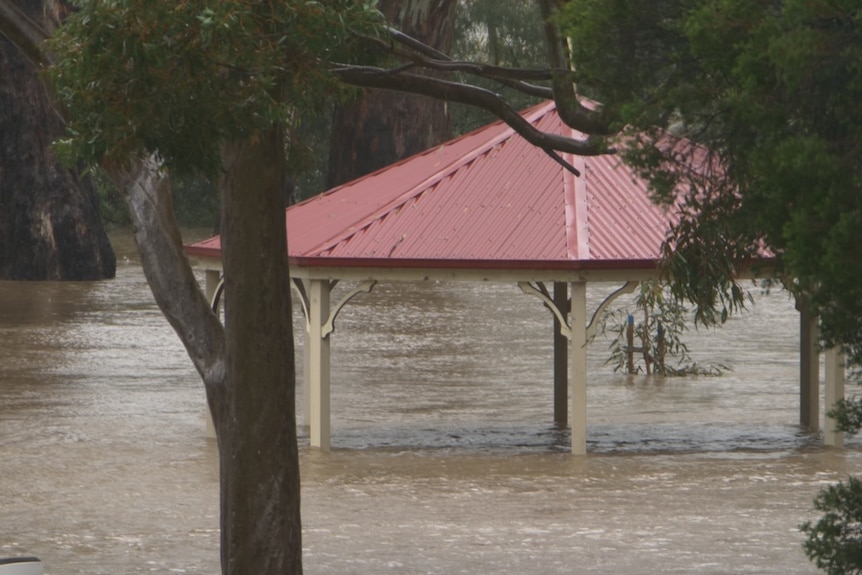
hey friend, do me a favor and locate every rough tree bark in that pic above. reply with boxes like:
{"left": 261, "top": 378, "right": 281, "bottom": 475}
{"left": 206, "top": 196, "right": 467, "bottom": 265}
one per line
{"left": 106, "top": 137, "right": 300, "bottom": 574}
{"left": 326, "top": 0, "right": 457, "bottom": 187}
{"left": 0, "top": 0, "right": 114, "bottom": 280}
{"left": 218, "top": 131, "right": 301, "bottom": 574}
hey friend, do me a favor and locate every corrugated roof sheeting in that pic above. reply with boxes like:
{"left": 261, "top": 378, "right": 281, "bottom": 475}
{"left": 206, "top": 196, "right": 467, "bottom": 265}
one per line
{"left": 186, "top": 101, "right": 678, "bottom": 269}
{"left": 585, "top": 155, "right": 674, "bottom": 260}
{"left": 287, "top": 118, "right": 502, "bottom": 257}
{"left": 311, "top": 121, "right": 570, "bottom": 262}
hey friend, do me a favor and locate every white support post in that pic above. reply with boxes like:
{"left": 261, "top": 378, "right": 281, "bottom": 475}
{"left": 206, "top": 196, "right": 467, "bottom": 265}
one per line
{"left": 570, "top": 282, "right": 587, "bottom": 455}
{"left": 204, "top": 269, "right": 221, "bottom": 305}
{"left": 204, "top": 269, "right": 221, "bottom": 440}
{"left": 800, "top": 308, "right": 820, "bottom": 432}
{"left": 825, "top": 347, "right": 845, "bottom": 448}
{"left": 308, "top": 279, "right": 332, "bottom": 451}
{"left": 302, "top": 323, "right": 311, "bottom": 433}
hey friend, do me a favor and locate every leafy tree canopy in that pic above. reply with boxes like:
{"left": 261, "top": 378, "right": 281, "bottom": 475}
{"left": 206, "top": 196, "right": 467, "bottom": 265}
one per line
{"left": 801, "top": 475, "right": 862, "bottom": 575}
{"left": 561, "top": 0, "right": 862, "bottom": 362}
{"left": 563, "top": 8, "right": 862, "bottom": 570}
{"left": 49, "top": 0, "right": 383, "bottom": 177}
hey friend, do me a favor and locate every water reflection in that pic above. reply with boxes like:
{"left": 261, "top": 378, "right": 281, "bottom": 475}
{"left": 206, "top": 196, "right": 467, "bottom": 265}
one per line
{"left": 0, "top": 233, "right": 859, "bottom": 574}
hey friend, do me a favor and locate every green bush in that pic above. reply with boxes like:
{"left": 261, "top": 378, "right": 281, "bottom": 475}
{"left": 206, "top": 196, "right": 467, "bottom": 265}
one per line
{"left": 802, "top": 477, "right": 862, "bottom": 575}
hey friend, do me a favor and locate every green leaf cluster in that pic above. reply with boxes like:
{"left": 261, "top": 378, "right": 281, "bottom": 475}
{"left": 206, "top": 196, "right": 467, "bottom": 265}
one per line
{"left": 49, "top": 0, "right": 384, "bottom": 177}
{"left": 595, "top": 280, "right": 726, "bottom": 377}
{"left": 801, "top": 476, "right": 862, "bottom": 575}
{"left": 561, "top": 0, "right": 862, "bottom": 364}
{"left": 564, "top": 4, "right": 862, "bottom": 572}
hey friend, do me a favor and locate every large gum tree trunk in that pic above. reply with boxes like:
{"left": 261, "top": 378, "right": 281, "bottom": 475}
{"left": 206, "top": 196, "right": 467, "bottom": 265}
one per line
{"left": 218, "top": 129, "right": 301, "bottom": 574}
{"left": 2, "top": 3, "right": 301, "bottom": 572}
{"left": 326, "top": 0, "right": 457, "bottom": 187}
{"left": 0, "top": 0, "right": 115, "bottom": 280}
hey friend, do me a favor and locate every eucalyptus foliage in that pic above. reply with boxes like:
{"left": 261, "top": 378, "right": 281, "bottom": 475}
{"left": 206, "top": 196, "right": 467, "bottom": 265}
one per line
{"left": 49, "top": 0, "right": 383, "bottom": 177}
{"left": 595, "top": 281, "right": 725, "bottom": 377}
{"left": 801, "top": 477, "right": 862, "bottom": 575}
{"left": 562, "top": 2, "right": 862, "bottom": 573}
{"left": 561, "top": 0, "right": 862, "bottom": 364}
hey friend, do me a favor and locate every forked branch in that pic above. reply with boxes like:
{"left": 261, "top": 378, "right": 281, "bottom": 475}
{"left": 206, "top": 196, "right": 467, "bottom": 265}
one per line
{"left": 332, "top": 65, "right": 610, "bottom": 174}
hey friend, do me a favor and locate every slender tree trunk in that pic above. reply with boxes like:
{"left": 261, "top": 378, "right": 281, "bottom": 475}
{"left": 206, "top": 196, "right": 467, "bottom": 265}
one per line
{"left": 0, "top": 5, "right": 301, "bottom": 571}
{"left": 0, "top": 0, "right": 115, "bottom": 280}
{"left": 219, "top": 130, "right": 301, "bottom": 575}
{"left": 326, "top": 0, "right": 457, "bottom": 187}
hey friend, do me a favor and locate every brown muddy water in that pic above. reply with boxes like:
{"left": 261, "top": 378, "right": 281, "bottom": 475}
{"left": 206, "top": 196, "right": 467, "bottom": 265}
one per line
{"left": 1, "top": 232, "right": 859, "bottom": 574}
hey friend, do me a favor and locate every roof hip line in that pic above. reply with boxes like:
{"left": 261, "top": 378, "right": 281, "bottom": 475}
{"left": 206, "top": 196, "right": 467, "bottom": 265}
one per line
{"left": 303, "top": 102, "right": 558, "bottom": 257}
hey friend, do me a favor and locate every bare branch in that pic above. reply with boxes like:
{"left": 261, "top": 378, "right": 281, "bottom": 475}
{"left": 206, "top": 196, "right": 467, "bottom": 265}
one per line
{"left": 537, "top": 0, "right": 616, "bottom": 136}
{"left": 0, "top": 0, "right": 53, "bottom": 67}
{"left": 537, "top": 0, "right": 568, "bottom": 70}
{"left": 542, "top": 147, "right": 582, "bottom": 177}
{"left": 551, "top": 71, "right": 615, "bottom": 136}
{"left": 378, "top": 26, "right": 550, "bottom": 85}
{"left": 359, "top": 31, "right": 555, "bottom": 98}
{"left": 108, "top": 155, "right": 227, "bottom": 400}
{"left": 358, "top": 26, "right": 615, "bottom": 136}
{"left": 384, "top": 25, "right": 452, "bottom": 62}
{"left": 365, "top": 29, "right": 554, "bottom": 81}
{"left": 332, "top": 65, "right": 610, "bottom": 164}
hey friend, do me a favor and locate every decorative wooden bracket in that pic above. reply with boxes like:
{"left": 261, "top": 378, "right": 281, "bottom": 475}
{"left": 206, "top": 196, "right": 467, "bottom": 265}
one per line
{"left": 518, "top": 281, "right": 572, "bottom": 339}
{"left": 216, "top": 277, "right": 374, "bottom": 338}
{"left": 290, "top": 278, "right": 311, "bottom": 331}
{"left": 585, "top": 281, "right": 638, "bottom": 340}
{"left": 322, "top": 280, "right": 377, "bottom": 338}
{"left": 210, "top": 275, "right": 225, "bottom": 318}
{"left": 518, "top": 280, "right": 639, "bottom": 341}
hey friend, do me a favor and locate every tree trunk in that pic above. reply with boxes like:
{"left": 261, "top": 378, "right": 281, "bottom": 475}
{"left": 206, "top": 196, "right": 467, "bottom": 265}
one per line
{"left": 115, "top": 140, "right": 304, "bottom": 575}
{"left": 326, "top": 0, "right": 457, "bottom": 188}
{"left": 219, "top": 130, "right": 301, "bottom": 575}
{"left": 0, "top": 0, "right": 115, "bottom": 280}
{"left": 0, "top": 4, "right": 301, "bottom": 572}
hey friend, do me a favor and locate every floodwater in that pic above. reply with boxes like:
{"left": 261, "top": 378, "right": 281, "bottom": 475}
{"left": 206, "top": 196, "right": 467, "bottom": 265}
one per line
{"left": 1, "top": 231, "right": 860, "bottom": 575}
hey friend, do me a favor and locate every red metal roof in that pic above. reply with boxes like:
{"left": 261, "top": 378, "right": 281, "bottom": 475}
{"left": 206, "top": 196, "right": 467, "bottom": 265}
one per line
{"left": 186, "top": 101, "right": 675, "bottom": 271}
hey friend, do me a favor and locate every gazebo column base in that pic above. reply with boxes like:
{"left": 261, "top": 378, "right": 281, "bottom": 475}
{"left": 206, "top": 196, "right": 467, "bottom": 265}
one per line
{"left": 570, "top": 281, "right": 587, "bottom": 455}
{"left": 301, "top": 327, "right": 311, "bottom": 434}
{"left": 553, "top": 282, "right": 568, "bottom": 427}
{"left": 824, "top": 347, "right": 845, "bottom": 448}
{"left": 799, "top": 307, "right": 820, "bottom": 432}
{"left": 204, "top": 269, "right": 221, "bottom": 440}
{"left": 308, "top": 279, "right": 332, "bottom": 451}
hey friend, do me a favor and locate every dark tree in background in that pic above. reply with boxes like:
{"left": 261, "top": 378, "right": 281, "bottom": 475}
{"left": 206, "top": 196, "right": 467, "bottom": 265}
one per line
{"left": 0, "top": 0, "right": 114, "bottom": 280}
{"left": 450, "top": 0, "right": 546, "bottom": 134}
{"left": 326, "top": 0, "right": 457, "bottom": 188}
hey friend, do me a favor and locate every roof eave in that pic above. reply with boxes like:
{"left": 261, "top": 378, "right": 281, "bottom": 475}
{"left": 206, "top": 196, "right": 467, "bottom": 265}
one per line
{"left": 288, "top": 255, "right": 661, "bottom": 271}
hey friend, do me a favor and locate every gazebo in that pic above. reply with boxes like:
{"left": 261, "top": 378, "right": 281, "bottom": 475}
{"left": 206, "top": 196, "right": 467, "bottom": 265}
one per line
{"left": 185, "top": 101, "right": 844, "bottom": 454}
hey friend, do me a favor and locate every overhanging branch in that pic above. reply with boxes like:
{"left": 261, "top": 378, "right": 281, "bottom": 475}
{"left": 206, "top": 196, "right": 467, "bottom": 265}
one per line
{"left": 357, "top": 26, "right": 615, "bottom": 137}
{"left": 0, "top": 0, "right": 53, "bottom": 67}
{"left": 364, "top": 28, "right": 555, "bottom": 82}
{"left": 332, "top": 65, "right": 610, "bottom": 167}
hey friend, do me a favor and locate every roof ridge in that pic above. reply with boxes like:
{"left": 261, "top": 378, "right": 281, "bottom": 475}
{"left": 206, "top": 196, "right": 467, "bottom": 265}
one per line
{"left": 301, "top": 101, "right": 558, "bottom": 257}
{"left": 565, "top": 152, "right": 590, "bottom": 260}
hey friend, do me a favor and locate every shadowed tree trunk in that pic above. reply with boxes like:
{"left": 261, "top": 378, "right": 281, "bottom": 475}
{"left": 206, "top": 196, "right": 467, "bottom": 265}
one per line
{"left": 326, "top": 0, "right": 457, "bottom": 188}
{"left": 0, "top": 0, "right": 114, "bottom": 280}
{"left": 218, "top": 130, "right": 301, "bottom": 574}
